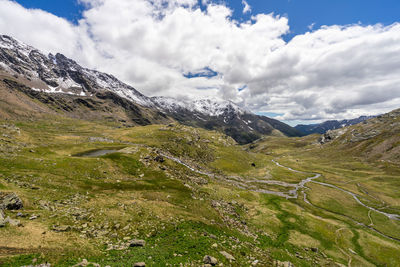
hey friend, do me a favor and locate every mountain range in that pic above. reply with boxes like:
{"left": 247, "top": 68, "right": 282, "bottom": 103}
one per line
{"left": 0, "top": 35, "right": 302, "bottom": 144}
{"left": 295, "top": 115, "right": 376, "bottom": 136}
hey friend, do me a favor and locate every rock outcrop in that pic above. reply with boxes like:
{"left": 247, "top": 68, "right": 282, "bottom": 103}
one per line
{"left": 0, "top": 192, "right": 23, "bottom": 210}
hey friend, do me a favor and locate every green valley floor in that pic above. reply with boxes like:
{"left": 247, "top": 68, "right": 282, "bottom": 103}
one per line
{"left": 0, "top": 116, "right": 399, "bottom": 266}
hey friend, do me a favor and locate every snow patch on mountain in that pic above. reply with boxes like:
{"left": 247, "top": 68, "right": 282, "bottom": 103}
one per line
{"left": 0, "top": 35, "right": 153, "bottom": 105}
{"left": 84, "top": 69, "right": 153, "bottom": 106}
{"left": 1, "top": 35, "right": 247, "bottom": 117}
{"left": 0, "top": 35, "right": 35, "bottom": 57}
{"left": 151, "top": 96, "right": 247, "bottom": 117}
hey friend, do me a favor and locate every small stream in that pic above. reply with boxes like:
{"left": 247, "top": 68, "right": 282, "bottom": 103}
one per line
{"left": 72, "top": 147, "right": 400, "bottom": 222}
{"left": 271, "top": 160, "right": 400, "bottom": 221}
{"left": 313, "top": 181, "right": 400, "bottom": 220}
{"left": 163, "top": 153, "right": 400, "bottom": 222}
{"left": 250, "top": 160, "right": 321, "bottom": 199}
{"left": 69, "top": 147, "right": 400, "bottom": 241}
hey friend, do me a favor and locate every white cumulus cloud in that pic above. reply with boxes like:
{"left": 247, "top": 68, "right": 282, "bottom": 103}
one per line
{"left": 242, "top": 0, "right": 251, "bottom": 14}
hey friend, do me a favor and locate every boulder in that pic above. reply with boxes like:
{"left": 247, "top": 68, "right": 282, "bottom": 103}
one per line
{"left": 52, "top": 225, "right": 71, "bottom": 232}
{"left": 0, "top": 209, "right": 5, "bottom": 227}
{"left": 0, "top": 192, "right": 23, "bottom": 210}
{"left": 203, "top": 255, "right": 218, "bottom": 266}
{"left": 72, "top": 259, "right": 88, "bottom": 267}
{"left": 273, "top": 260, "right": 295, "bottom": 267}
{"left": 72, "top": 259, "right": 100, "bottom": 267}
{"left": 129, "top": 239, "right": 146, "bottom": 247}
{"left": 219, "top": 251, "right": 235, "bottom": 261}
{"left": 154, "top": 155, "right": 165, "bottom": 163}
{"left": 29, "top": 214, "right": 39, "bottom": 220}
{"left": 5, "top": 216, "right": 21, "bottom": 226}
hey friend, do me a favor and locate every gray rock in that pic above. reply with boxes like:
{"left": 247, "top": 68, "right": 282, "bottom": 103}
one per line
{"left": 203, "top": 255, "right": 218, "bottom": 266}
{"left": 0, "top": 209, "right": 5, "bottom": 227}
{"left": 348, "top": 248, "right": 357, "bottom": 255}
{"left": 154, "top": 155, "right": 165, "bottom": 163}
{"left": 29, "top": 214, "right": 39, "bottom": 220}
{"left": 350, "top": 130, "right": 380, "bottom": 142}
{"left": 52, "top": 225, "right": 71, "bottom": 232}
{"left": 21, "top": 264, "right": 51, "bottom": 267}
{"left": 133, "top": 262, "right": 146, "bottom": 267}
{"left": 0, "top": 192, "right": 23, "bottom": 210}
{"left": 295, "top": 252, "right": 304, "bottom": 259}
{"left": 129, "top": 239, "right": 146, "bottom": 247}
{"left": 5, "top": 216, "right": 21, "bottom": 226}
{"left": 72, "top": 259, "right": 100, "bottom": 267}
{"left": 273, "top": 260, "right": 295, "bottom": 267}
{"left": 219, "top": 251, "right": 235, "bottom": 261}
{"left": 72, "top": 259, "right": 88, "bottom": 267}
{"left": 209, "top": 234, "right": 217, "bottom": 239}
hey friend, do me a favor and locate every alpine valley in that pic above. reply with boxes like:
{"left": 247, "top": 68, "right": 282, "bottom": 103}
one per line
{"left": 0, "top": 35, "right": 400, "bottom": 267}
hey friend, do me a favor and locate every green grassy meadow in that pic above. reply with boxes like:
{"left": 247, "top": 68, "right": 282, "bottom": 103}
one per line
{"left": 0, "top": 116, "right": 399, "bottom": 266}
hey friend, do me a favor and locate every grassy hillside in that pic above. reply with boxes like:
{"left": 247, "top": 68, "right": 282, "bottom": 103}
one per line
{"left": 318, "top": 108, "right": 400, "bottom": 162}
{"left": 0, "top": 114, "right": 399, "bottom": 266}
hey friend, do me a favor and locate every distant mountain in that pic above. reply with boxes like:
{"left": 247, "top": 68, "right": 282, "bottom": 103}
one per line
{"left": 295, "top": 115, "right": 376, "bottom": 136}
{"left": 151, "top": 97, "right": 302, "bottom": 144}
{"left": 0, "top": 35, "right": 301, "bottom": 144}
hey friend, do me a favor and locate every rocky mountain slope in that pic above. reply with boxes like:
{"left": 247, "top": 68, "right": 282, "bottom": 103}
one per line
{"left": 0, "top": 35, "right": 151, "bottom": 106}
{"left": 0, "top": 78, "right": 171, "bottom": 125}
{"left": 152, "top": 97, "right": 302, "bottom": 144}
{"left": 0, "top": 35, "right": 170, "bottom": 126}
{"left": 0, "top": 35, "right": 301, "bottom": 144}
{"left": 318, "top": 108, "right": 400, "bottom": 162}
{"left": 295, "top": 115, "right": 375, "bottom": 135}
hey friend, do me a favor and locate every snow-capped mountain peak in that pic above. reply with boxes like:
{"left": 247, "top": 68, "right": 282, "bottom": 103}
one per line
{"left": 0, "top": 35, "right": 248, "bottom": 115}
{"left": 151, "top": 96, "right": 246, "bottom": 117}
{"left": 0, "top": 35, "right": 152, "bottom": 105}
{"left": 0, "top": 35, "right": 36, "bottom": 57}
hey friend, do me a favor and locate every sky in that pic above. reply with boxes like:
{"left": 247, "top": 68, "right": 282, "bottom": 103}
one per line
{"left": 1, "top": 0, "right": 400, "bottom": 125}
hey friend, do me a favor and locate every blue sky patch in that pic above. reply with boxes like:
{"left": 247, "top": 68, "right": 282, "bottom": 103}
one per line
{"left": 256, "top": 111, "right": 283, "bottom": 118}
{"left": 13, "top": 0, "right": 400, "bottom": 39}
{"left": 183, "top": 67, "right": 218, "bottom": 79}
{"left": 238, "top": 85, "right": 247, "bottom": 92}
